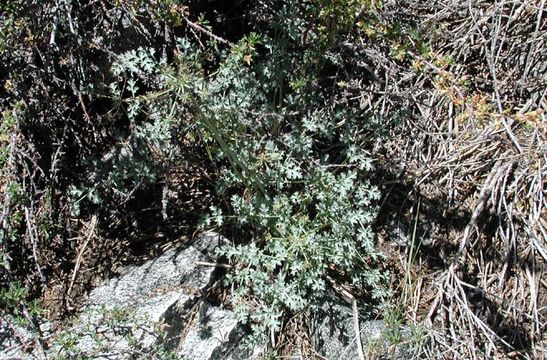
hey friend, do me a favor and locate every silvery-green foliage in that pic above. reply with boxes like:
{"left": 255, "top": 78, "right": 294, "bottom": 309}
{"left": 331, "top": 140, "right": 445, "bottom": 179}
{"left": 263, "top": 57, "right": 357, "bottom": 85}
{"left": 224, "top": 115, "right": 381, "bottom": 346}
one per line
{"left": 71, "top": 47, "right": 180, "bottom": 203}
{"left": 109, "top": 29, "right": 387, "bottom": 345}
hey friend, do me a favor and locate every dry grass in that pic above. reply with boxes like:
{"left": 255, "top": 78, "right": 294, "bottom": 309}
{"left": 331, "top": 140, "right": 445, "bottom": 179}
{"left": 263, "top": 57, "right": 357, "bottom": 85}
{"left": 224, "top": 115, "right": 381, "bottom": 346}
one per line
{"left": 362, "top": 0, "right": 546, "bottom": 358}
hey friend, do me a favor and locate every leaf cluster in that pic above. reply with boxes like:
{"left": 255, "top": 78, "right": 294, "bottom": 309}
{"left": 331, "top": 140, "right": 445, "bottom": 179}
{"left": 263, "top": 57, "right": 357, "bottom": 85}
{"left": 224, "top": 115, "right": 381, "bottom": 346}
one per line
{"left": 108, "top": 6, "right": 388, "bottom": 343}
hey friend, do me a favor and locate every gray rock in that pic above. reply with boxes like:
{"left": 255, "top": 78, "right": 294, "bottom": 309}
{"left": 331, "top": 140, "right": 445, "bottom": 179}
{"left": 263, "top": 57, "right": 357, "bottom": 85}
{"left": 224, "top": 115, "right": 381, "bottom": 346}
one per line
{"left": 1, "top": 232, "right": 258, "bottom": 360}
{"left": 311, "top": 294, "right": 409, "bottom": 359}
{"left": 52, "top": 231, "right": 236, "bottom": 359}
{"left": 176, "top": 302, "right": 238, "bottom": 360}
{"left": 85, "top": 244, "right": 214, "bottom": 321}
{"left": 387, "top": 217, "right": 433, "bottom": 247}
{"left": 221, "top": 339, "right": 265, "bottom": 360}
{"left": 0, "top": 315, "right": 50, "bottom": 360}
{"left": 191, "top": 231, "right": 230, "bottom": 255}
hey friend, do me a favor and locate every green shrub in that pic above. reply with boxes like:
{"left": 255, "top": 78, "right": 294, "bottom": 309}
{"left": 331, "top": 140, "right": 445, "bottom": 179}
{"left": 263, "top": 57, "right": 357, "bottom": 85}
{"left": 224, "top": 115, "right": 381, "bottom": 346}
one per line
{"left": 109, "top": 2, "right": 387, "bottom": 344}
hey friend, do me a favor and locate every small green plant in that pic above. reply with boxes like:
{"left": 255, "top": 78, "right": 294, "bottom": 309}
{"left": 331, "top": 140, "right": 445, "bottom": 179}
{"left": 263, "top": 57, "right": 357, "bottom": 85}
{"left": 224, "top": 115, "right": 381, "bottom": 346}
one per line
{"left": 382, "top": 305, "right": 403, "bottom": 345}
{"left": 0, "top": 281, "right": 26, "bottom": 312}
{"left": 364, "top": 337, "right": 382, "bottom": 357}
{"left": 55, "top": 330, "right": 80, "bottom": 356}
{"left": 104, "top": 306, "right": 132, "bottom": 328}
{"left": 409, "top": 324, "right": 426, "bottom": 346}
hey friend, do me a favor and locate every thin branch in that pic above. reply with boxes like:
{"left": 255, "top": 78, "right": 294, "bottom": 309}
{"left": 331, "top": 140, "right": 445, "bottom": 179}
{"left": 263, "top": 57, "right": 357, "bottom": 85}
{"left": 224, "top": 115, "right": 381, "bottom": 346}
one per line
{"left": 67, "top": 215, "right": 97, "bottom": 299}
{"left": 182, "top": 15, "right": 233, "bottom": 46}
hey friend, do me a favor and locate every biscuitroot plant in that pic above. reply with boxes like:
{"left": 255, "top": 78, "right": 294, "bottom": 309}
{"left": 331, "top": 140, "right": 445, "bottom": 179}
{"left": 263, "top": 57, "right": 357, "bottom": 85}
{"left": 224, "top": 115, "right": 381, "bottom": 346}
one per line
{"left": 107, "top": 2, "right": 387, "bottom": 347}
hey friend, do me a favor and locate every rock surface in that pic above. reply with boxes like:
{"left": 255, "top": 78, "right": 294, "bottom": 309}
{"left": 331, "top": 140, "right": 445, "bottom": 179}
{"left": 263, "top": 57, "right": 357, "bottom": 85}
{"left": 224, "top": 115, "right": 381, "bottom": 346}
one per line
{"left": 0, "top": 315, "right": 50, "bottom": 360}
{"left": 311, "top": 293, "right": 409, "bottom": 359}
{"left": 176, "top": 302, "right": 238, "bottom": 359}
{"left": 0, "top": 232, "right": 250, "bottom": 360}
{"left": 65, "top": 231, "right": 240, "bottom": 359}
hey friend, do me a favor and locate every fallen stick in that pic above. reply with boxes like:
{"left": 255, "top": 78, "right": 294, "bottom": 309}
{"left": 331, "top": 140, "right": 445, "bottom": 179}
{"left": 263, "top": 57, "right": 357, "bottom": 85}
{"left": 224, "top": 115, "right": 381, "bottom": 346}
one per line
{"left": 67, "top": 215, "right": 97, "bottom": 298}
{"left": 196, "top": 261, "right": 232, "bottom": 269}
{"left": 325, "top": 275, "right": 365, "bottom": 360}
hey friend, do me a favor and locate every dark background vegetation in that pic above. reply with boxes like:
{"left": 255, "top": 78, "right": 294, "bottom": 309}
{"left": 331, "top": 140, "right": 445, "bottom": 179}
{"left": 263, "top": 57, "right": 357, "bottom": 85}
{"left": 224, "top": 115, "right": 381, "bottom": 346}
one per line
{"left": 1, "top": 0, "right": 545, "bottom": 358}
